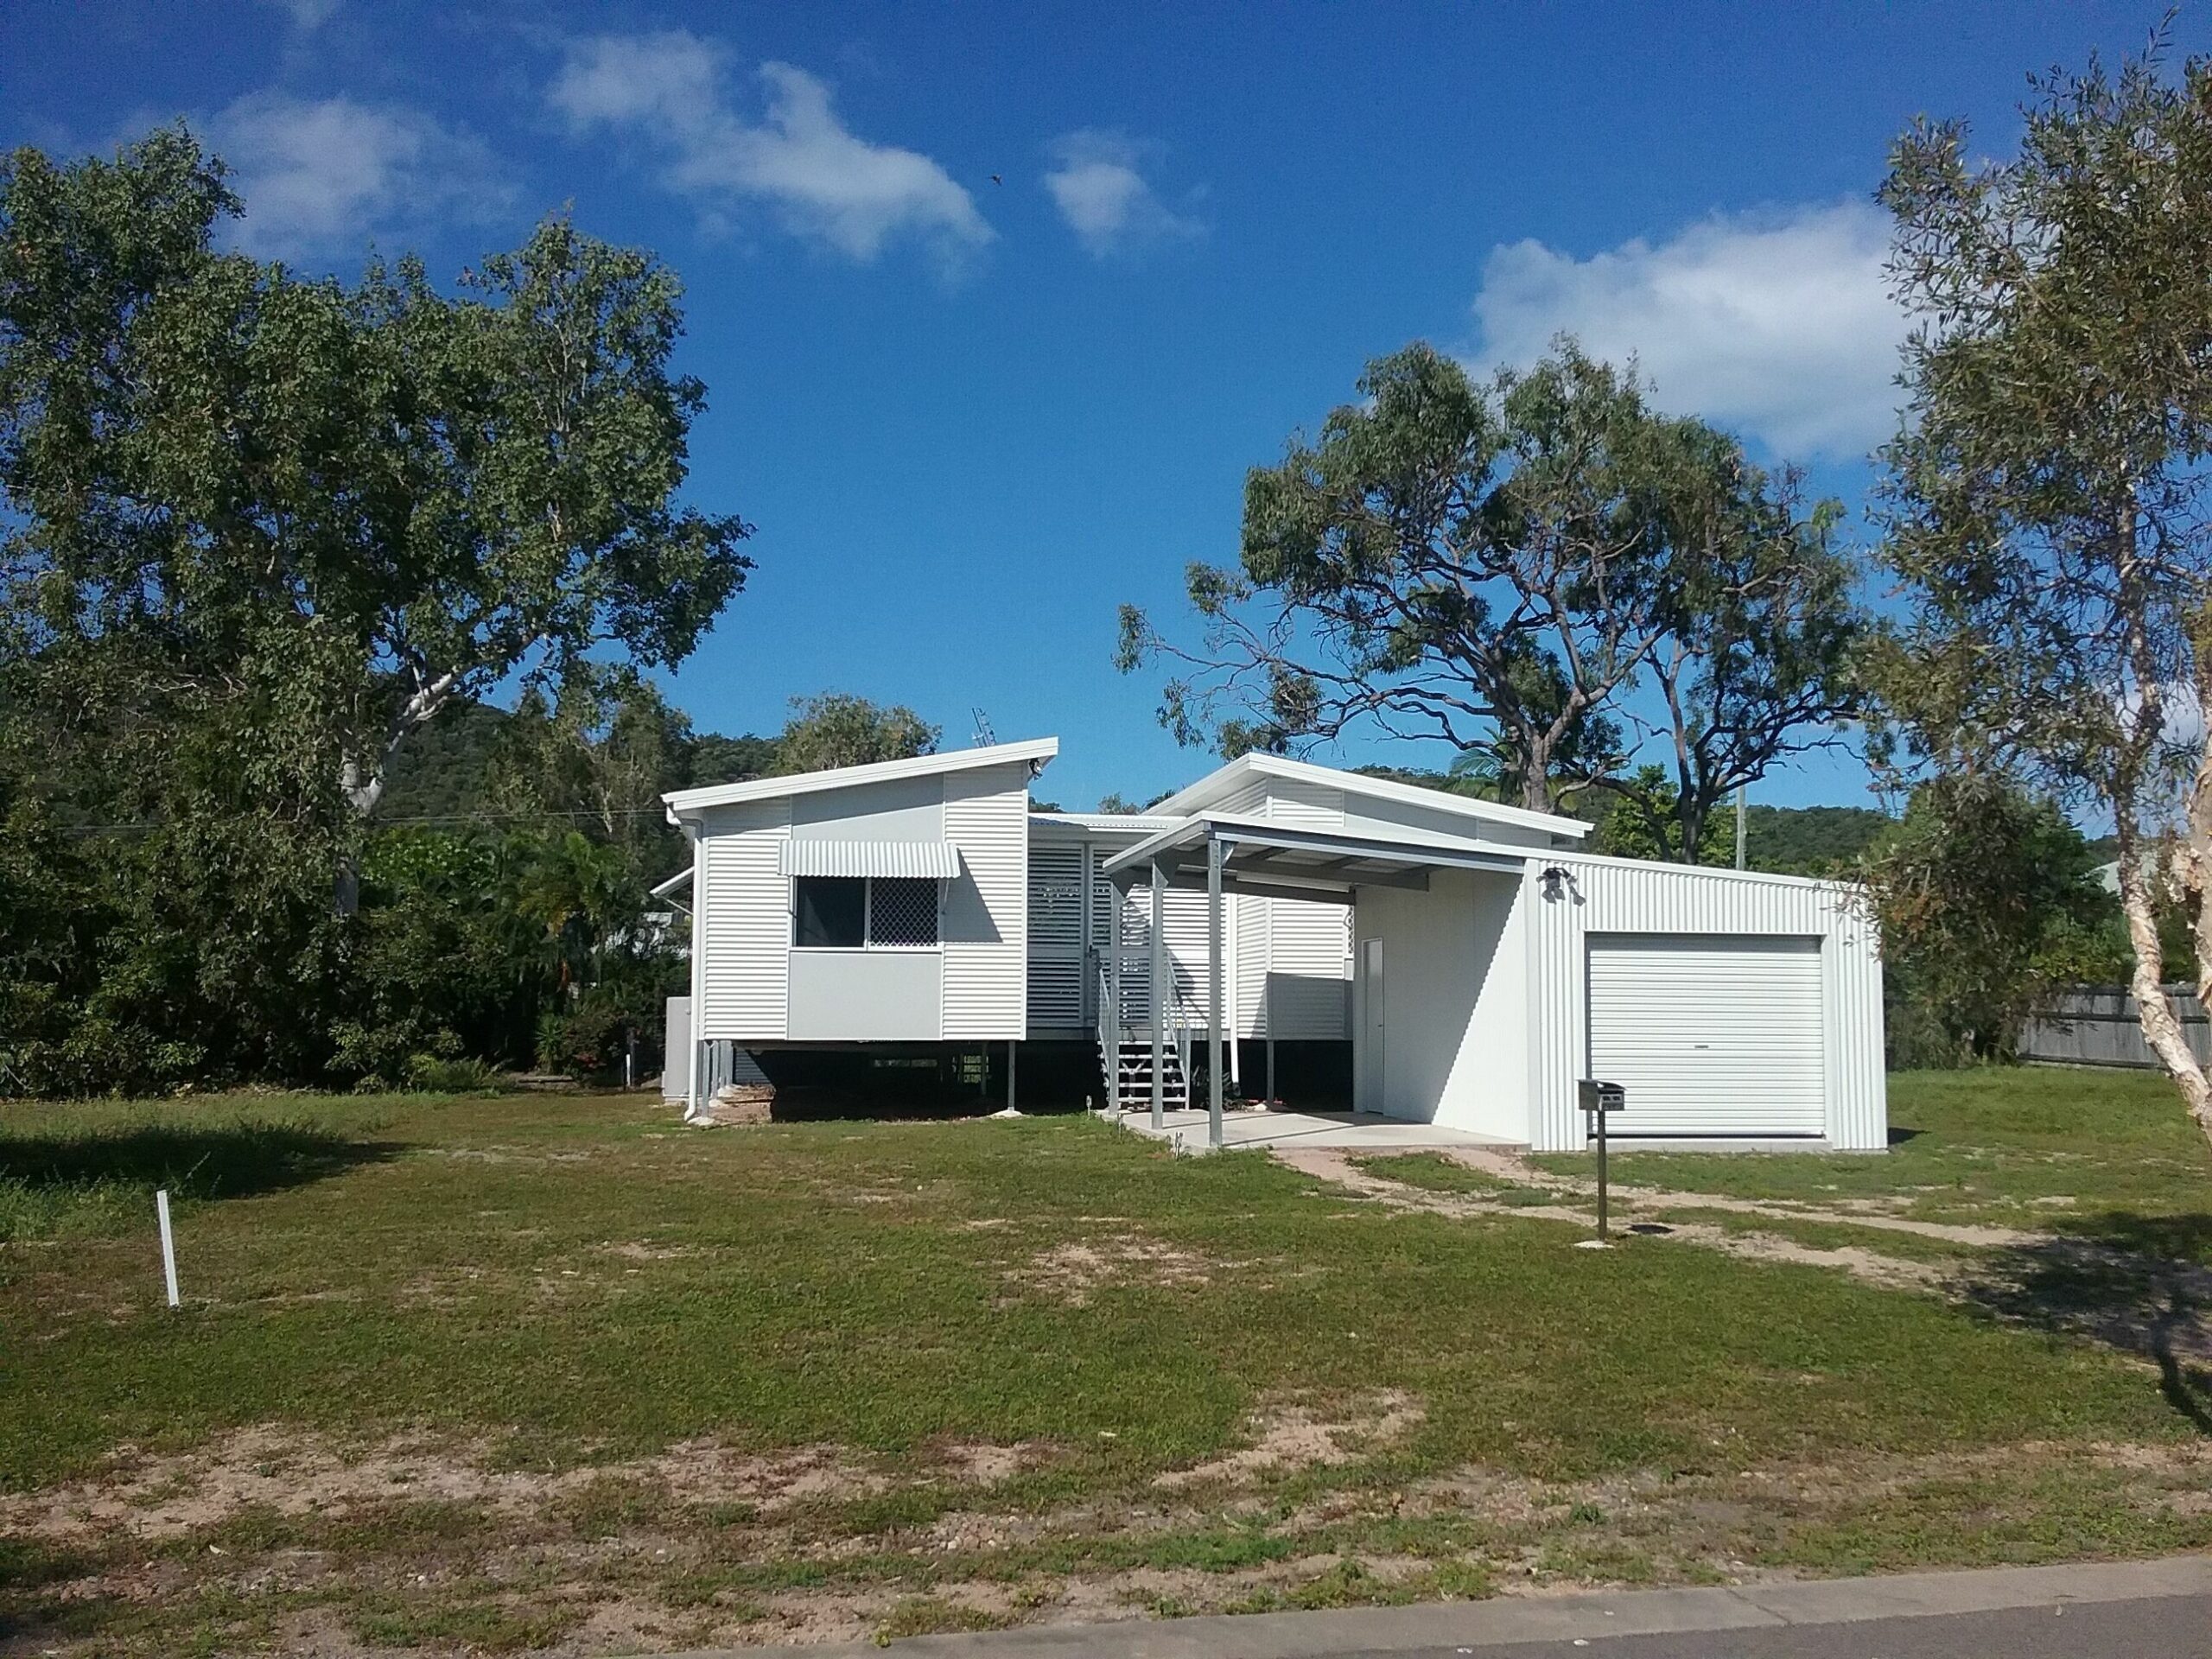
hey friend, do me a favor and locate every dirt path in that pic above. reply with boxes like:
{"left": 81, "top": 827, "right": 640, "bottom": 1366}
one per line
{"left": 1268, "top": 1147, "right": 1947, "bottom": 1289}
{"left": 1273, "top": 1146, "right": 2212, "bottom": 1363}
{"left": 1427, "top": 1144, "right": 2032, "bottom": 1247}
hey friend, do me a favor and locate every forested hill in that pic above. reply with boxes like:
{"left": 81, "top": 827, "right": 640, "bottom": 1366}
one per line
{"left": 377, "top": 703, "right": 779, "bottom": 827}
{"left": 1349, "top": 765, "right": 1891, "bottom": 876}
{"left": 1733, "top": 804, "right": 1894, "bottom": 875}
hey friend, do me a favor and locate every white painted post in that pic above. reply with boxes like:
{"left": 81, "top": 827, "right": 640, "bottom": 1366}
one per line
{"left": 1207, "top": 835, "right": 1224, "bottom": 1149}
{"left": 1150, "top": 860, "right": 1166, "bottom": 1131}
{"left": 156, "top": 1189, "right": 180, "bottom": 1308}
{"left": 1106, "top": 907, "right": 1122, "bottom": 1112}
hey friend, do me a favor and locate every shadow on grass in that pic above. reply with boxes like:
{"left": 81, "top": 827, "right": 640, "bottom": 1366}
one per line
{"left": 0, "top": 1120, "right": 404, "bottom": 1205}
{"left": 764, "top": 1088, "right": 1086, "bottom": 1124}
{"left": 1956, "top": 1211, "right": 2212, "bottom": 1435}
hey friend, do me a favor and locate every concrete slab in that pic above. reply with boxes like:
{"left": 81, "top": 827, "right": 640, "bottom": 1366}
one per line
{"left": 1113, "top": 1107, "right": 1522, "bottom": 1154}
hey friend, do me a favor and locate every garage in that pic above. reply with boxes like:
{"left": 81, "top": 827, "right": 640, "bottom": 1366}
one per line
{"left": 1586, "top": 933, "right": 1827, "bottom": 1138}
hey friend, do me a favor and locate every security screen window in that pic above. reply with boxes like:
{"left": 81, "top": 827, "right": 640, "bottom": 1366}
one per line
{"left": 868, "top": 877, "right": 939, "bottom": 946}
{"left": 793, "top": 876, "right": 865, "bottom": 947}
{"left": 792, "top": 875, "right": 940, "bottom": 947}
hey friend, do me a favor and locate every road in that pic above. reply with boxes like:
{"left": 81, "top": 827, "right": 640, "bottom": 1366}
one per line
{"left": 1341, "top": 1593, "right": 2212, "bottom": 1658}
{"left": 677, "top": 1556, "right": 2212, "bottom": 1659}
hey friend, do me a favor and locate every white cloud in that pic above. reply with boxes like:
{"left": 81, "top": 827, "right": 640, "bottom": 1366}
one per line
{"left": 209, "top": 92, "right": 512, "bottom": 261}
{"left": 1469, "top": 200, "right": 1909, "bottom": 459}
{"left": 1042, "top": 130, "right": 1202, "bottom": 257}
{"left": 550, "top": 32, "right": 991, "bottom": 266}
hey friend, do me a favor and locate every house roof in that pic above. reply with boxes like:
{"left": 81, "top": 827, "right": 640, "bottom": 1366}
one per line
{"left": 1150, "top": 752, "right": 1592, "bottom": 841}
{"left": 1029, "top": 810, "right": 1185, "bottom": 835}
{"left": 1100, "top": 810, "right": 1540, "bottom": 899}
{"left": 663, "top": 737, "right": 1058, "bottom": 817}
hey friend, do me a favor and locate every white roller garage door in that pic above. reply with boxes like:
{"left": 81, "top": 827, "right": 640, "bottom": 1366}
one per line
{"left": 1587, "top": 934, "right": 1826, "bottom": 1136}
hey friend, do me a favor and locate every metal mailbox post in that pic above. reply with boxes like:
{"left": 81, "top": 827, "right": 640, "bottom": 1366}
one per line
{"left": 1579, "top": 1079, "right": 1626, "bottom": 1237}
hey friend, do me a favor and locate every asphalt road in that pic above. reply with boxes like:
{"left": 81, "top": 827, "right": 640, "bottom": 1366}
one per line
{"left": 1344, "top": 1592, "right": 2212, "bottom": 1659}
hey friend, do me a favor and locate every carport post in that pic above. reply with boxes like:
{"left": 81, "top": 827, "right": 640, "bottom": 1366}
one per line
{"left": 1007, "top": 1039, "right": 1017, "bottom": 1111}
{"left": 1149, "top": 860, "right": 1166, "bottom": 1131}
{"left": 1207, "top": 833, "right": 1224, "bottom": 1148}
{"left": 1106, "top": 911, "right": 1122, "bottom": 1113}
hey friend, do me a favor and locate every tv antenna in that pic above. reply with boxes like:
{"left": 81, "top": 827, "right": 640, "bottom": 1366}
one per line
{"left": 971, "top": 707, "right": 998, "bottom": 747}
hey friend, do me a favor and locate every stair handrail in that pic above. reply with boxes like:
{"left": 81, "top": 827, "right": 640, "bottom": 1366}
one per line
{"left": 1091, "top": 947, "right": 1120, "bottom": 1110}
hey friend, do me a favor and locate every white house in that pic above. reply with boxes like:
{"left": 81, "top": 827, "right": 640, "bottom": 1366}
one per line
{"left": 661, "top": 738, "right": 1886, "bottom": 1153}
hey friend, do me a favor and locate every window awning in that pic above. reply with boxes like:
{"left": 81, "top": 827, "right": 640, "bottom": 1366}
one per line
{"left": 779, "top": 839, "right": 962, "bottom": 880}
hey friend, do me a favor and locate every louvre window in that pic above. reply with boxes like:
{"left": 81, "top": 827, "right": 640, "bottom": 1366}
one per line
{"left": 793, "top": 875, "right": 939, "bottom": 948}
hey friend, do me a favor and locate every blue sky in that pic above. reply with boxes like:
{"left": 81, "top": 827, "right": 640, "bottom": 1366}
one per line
{"left": 6, "top": 2, "right": 2202, "bottom": 811}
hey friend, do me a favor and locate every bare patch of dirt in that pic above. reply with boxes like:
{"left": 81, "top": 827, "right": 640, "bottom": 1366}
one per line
{"left": 0, "top": 1429, "right": 1058, "bottom": 1547}
{"left": 1002, "top": 1233, "right": 1230, "bottom": 1305}
{"left": 594, "top": 1240, "right": 695, "bottom": 1262}
{"left": 1154, "top": 1390, "right": 1425, "bottom": 1490}
{"left": 11, "top": 1425, "right": 2211, "bottom": 1656}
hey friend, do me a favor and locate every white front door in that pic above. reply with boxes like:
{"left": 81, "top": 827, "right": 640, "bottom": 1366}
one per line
{"left": 1358, "top": 937, "right": 1386, "bottom": 1114}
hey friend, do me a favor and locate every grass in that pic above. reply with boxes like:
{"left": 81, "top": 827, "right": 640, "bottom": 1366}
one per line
{"left": 1533, "top": 1065, "right": 2212, "bottom": 1245}
{"left": 2, "top": 1071, "right": 2209, "bottom": 1653}
{"left": 1346, "top": 1151, "right": 1571, "bottom": 1206}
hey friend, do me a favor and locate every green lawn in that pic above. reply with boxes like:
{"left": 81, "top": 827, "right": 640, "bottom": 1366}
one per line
{"left": 1536, "top": 1065, "right": 2212, "bottom": 1249}
{"left": 2, "top": 1071, "right": 2209, "bottom": 1653}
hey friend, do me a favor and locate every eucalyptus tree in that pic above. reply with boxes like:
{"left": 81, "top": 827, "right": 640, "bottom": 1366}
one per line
{"left": 0, "top": 124, "right": 752, "bottom": 834}
{"left": 0, "top": 124, "right": 749, "bottom": 1084}
{"left": 1872, "top": 41, "right": 2212, "bottom": 1142}
{"left": 1117, "top": 339, "right": 1859, "bottom": 856}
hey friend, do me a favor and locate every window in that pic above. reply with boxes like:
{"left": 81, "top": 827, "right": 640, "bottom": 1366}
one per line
{"left": 794, "top": 876, "right": 865, "bottom": 947}
{"left": 868, "top": 877, "right": 939, "bottom": 946}
{"left": 793, "top": 875, "right": 940, "bottom": 948}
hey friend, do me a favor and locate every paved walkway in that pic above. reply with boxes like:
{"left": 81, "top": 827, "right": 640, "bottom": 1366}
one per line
{"left": 1116, "top": 1108, "right": 1520, "bottom": 1154}
{"left": 652, "top": 1555, "right": 2212, "bottom": 1658}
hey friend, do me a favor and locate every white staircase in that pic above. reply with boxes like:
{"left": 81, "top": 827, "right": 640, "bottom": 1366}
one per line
{"left": 1107, "top": 1038, "right": 1188, "bottom": 1110}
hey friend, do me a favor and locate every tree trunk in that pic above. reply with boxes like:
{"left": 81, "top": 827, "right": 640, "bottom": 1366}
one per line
{"left": 2182, "top": 658, "right": 2212, "bottom": 1152}
{"left": 2116, "top": 830, "right": 2212, "bottom": 1144}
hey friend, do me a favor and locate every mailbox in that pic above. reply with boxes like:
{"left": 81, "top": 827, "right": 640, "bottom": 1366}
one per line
{"left": 1579, "top": 1078, "right": 1625, "bottom": 1116}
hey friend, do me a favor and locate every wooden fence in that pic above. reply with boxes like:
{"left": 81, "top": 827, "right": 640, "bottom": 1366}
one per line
{"left": 2018, "top": 984, "right": 2212, "bottom": 1069}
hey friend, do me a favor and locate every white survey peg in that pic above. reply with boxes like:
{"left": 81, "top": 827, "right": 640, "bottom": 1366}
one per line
{"left": 156, "top": 1189, "right": 180, "bottom": 1308}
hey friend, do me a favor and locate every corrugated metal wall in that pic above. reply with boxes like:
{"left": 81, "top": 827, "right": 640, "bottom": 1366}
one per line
{"left": 1523, "top": 855, "right": 1886, "bottom": 1152}
{"left": 697, "top": 798, "right": 791, "bottom": 1040}
{"left": 941, "top": 764, "right": 1029, "bottom": 1039}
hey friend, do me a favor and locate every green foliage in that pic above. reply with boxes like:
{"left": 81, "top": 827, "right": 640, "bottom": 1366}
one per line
{"left": 1872, "top": 40, "right": 2212, "bottom": 1127}
{"left": 774, "top": 692, "right": 938, "bottom": 774}
{"left": 0, "top": 126, "right": 739, "bottom": 1096}
{"left": 401, "top": 1055, "right": 505, "bottom": 1094}
{"left": 1864, "top": 775, "right": 2118, "bottom": 1065}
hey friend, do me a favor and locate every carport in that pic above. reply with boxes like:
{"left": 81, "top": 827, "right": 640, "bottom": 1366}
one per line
{"left": 1100, "top": 811, "right": 1536, "bottom": 1149}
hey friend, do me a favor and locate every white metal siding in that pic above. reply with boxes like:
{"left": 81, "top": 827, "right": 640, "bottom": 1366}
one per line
{"left": 698, "top": 798, "right": 791, "bottom": 1041}
{"left": 1163, "top": 886, "right": 1217, "bottom": 1023}
{"left": 942, "top": 765, "right": 1028, "bottom": 1039}
{"left": 1235, "top": 893, "right": 1268, "bottom": 1037}
{"left": 1588, "top": 936, "right": 1825, "bottom": 1135}
{"left": 1237, "top": 895, "right": 1351, "bottom": 1038}
{"left": 1525, "top": 855, "right": 1887, "bottom": 1152}
{"left": 1259, "top": 778, "right": 1344, "bottom": 828}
